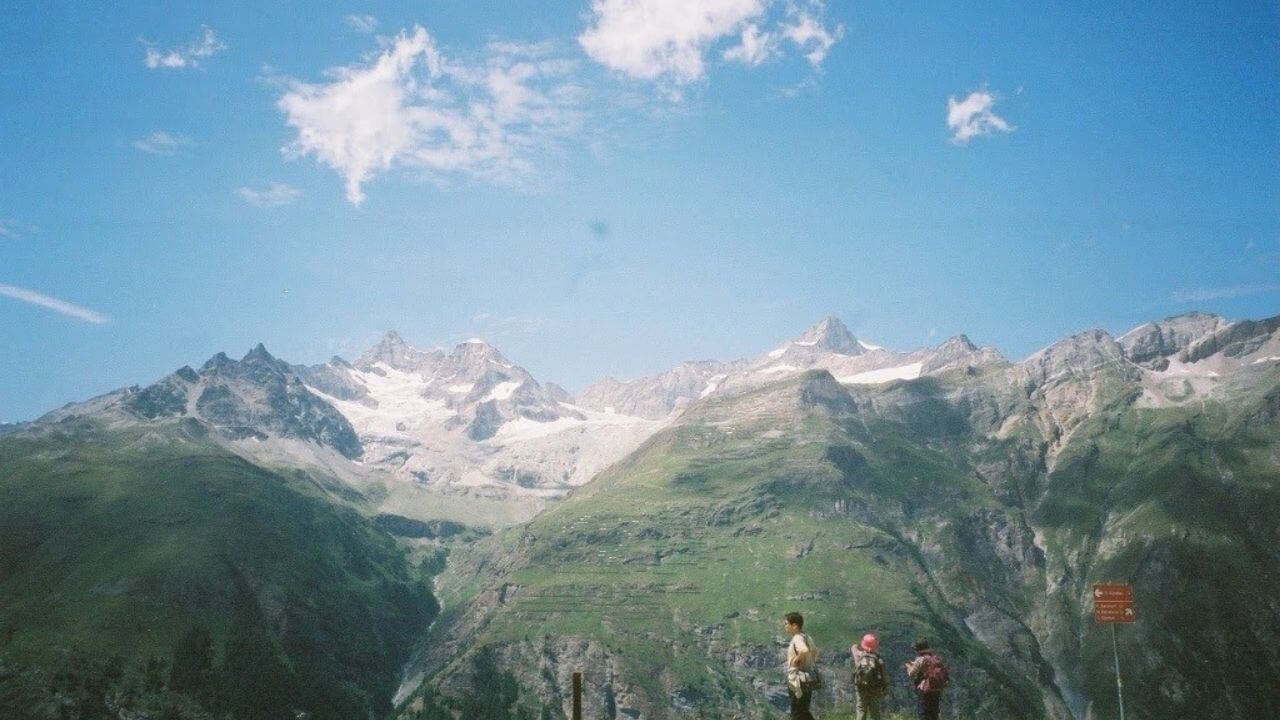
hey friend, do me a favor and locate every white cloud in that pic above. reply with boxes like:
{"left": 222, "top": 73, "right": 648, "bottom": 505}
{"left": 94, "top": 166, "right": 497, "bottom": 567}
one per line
{"left": 142, "top": 26, "right": 226, "bottom": 70}
{"left": 723, "top": 24, "right": 777, "bottom": 66}
{"left": 132, "top": 130, "right": 192, "bottom": 155}
{"left": 277, "top": 26, "right": 583, "bottom": 204}
{"left": 780, "top": 9, "right": 842, "bottom": 67}
{"left": 237, "top": 182, "right": 303, "bottom": 207}
{"left": 581, "top": 0, "right": 764, "bottom": 83}
{"left": 344, "top": 14, "right": 379, "bottom": 33}
{"left": 580, "top": 0, "right": 840, "bottom": 85}
{"left": 946, "top": 89, "right": 1014, "bottom": 145}
{"left": 0, "top": 283, "right": 109, "bottom": 324}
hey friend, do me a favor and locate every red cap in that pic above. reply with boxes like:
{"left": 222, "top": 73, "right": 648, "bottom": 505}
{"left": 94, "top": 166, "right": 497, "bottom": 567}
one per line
{"left": 860, "top": 634, "right": 878, "bottom": 652}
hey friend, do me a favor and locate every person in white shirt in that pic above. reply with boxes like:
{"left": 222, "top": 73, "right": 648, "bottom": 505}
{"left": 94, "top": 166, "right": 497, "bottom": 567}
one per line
{"left": 784, "top": 611, "right": 818, "bottom": 720}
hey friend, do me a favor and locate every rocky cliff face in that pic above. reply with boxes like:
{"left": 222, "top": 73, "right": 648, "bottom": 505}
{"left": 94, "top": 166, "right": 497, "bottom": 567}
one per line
{"left": 578, "top": 360, "right": 740, "bottom": 420}
{"left": 36, "top": 343, "right": 364, "bottom": 458}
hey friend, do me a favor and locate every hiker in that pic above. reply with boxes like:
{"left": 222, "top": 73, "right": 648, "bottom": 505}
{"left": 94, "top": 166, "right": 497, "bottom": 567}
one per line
{"left": 783, "top": 611, "right": 820, "bottom": 720}
{"left": 904, "top": 638, "right": 948, "bottom": 720}
{"left": 850, "top": 633, "right": 888, "bottom": 720}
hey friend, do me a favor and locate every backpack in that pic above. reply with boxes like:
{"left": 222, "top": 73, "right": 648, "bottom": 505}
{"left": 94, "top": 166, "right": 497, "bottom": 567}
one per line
{"left": 800, "top": 667, "right": 824, "bottom": 691}
{"left": 793, "top": 634, "right": 823, "bottom": 691}
{"left": 852, "top": 652, "right": 887, "bottom": 694}
{"left": 919, "top": 654, "right": 949, "bottom": 693}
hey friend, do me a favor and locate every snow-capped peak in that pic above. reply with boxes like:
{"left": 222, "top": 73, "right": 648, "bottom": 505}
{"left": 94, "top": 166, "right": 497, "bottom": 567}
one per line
{"left": 449, "top": 337, "right": 511, "bottom": 369}
{"left": 792, "top": 315, "right": 863, "bottom": 356}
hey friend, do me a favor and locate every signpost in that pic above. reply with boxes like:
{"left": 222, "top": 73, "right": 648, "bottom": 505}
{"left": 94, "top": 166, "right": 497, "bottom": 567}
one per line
{"left": 572, "top": 671, "right": 582, "bottom": 720}
{"left": 1093, "top": 583, "right": 1134, "bottom": 720}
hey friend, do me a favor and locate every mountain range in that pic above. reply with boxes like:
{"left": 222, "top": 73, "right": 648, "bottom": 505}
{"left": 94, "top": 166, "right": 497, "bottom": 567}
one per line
{"left": 2, "top": 311, "right": 1278, "bottom": 719}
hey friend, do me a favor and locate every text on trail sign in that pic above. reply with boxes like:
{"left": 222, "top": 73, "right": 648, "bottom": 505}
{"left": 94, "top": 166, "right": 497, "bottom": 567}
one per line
{"left": 1093, "top": 583, "right": 1135, "bottom": 623}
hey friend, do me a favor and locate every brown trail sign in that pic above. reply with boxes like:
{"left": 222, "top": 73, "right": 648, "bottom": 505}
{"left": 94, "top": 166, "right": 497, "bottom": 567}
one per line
{"left": 1093, "top": 582, "right": 1135, "bottom": 623}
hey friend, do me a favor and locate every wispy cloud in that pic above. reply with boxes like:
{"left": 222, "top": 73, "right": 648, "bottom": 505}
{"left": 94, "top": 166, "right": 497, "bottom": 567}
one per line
{"left": 580, "top": 0, "right": 841, "bottom": 87}
{"left": 779, "top": 7, "right": 842, "bottom": 68}
{"left": 277, "top": 26, "right": 583, "bottom": 204}
{"left": 344, "top": 14, "right": 378, "bottom": 34}
{"left": 236, "top": 182, "right": 303, "bottom": 207}
{"left": 132, "top": 130, "right": 193, "bottom": 155}
{"left": 142, "top": 26, "right": 226, "bottom": 70}
{"left": 0, "top": 219, "right": 38, "bottom": 239}
{"left": 722, "top": 23, "right": 778, "bottom": 67}
{"left": 1171, "top": 284, "right": 1280, "bottom": 303}
{"left": 946, "top": 89, "right": 1014, "bottom": 145}
{"left": 0, "top": 283, "right": 109, "bottom": 324}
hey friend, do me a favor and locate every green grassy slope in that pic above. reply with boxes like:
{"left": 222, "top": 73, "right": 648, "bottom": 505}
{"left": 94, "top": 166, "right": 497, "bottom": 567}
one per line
{"left": 411, "top": 373, "right": 1047, "bottom": 719}
{"left": 0, "top": 417, "right": 438, "bottom": 719}
{"left": 410, "top": 365, "right": 1280, "bottom": 720}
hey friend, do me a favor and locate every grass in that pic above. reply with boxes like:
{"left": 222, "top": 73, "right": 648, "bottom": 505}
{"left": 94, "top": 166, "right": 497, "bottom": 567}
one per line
{"left": 0, "top": 417, "right": 438, "bottom": 719}
{"left": 417, "top": 374, "right": 1046, "bottom": 718}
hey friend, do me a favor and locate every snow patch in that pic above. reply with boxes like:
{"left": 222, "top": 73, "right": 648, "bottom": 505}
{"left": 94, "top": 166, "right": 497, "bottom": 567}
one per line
{"left": 447, "top": 383, "right": 474, "bottom": 393}
{"left": 858, "top": 340, "right": 883, "bottom": 351}
{"left": 1149, "top": 358, "right": 1220, "bottom": 379}
{"left": 767, "top": 345, "right": 789, "bottom": 359}
{"left": 700, "top": 374, "right": 727, "bottom": 398}
{"left": 485, "top": 381, "right": 522, "bottom": 401}
{"left": 307, "top": 365, "right": 456, "bottom": 436}
{"left": 837, "top": 362, "right": 923, "bottom": 385}
{"left": 758, "top": 364, "right": 801, "bottom": 375}
{"left": 1252, "top": 356, "right": 1280, "bottom": 365}
{"left": 493, "top": 407, "right": 650, "bottom": 442}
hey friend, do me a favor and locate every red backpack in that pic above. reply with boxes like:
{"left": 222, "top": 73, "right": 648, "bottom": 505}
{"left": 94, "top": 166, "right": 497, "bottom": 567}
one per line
{"left": 919, "top": 654, "right": 949, "bottom": 693}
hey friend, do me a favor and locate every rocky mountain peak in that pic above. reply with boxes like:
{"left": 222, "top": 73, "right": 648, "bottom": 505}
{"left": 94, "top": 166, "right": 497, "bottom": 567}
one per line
{"left": 919, "top": 334, "right": 1005, "bottom": 375}
{"left": 242, "top": 343, "right": 278, "bottom": 364}
{"left": 794, "top": 315, "right": 863, "bottom": 355}
{"left": 938, "top": 334, "right": 978, "bottom": 353}
{"left": 200, "top": 352, "right": 233, "bottom": 374}
{"left": 1018, "top": 329, "right": 1136, "bottom": 395}
{"left": 356, "top": 330, "right": 444, "bottom": 373}
{"left": 1118, "top": 312, "right": 1233, "bottom": 365}
{"left": 449, "top": 338, "right": 511, "bottom": 369}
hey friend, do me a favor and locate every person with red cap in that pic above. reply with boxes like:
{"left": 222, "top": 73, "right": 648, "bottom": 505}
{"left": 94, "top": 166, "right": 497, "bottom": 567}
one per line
{"left": 850, "top": 633, "right": 888, "bottom": 720}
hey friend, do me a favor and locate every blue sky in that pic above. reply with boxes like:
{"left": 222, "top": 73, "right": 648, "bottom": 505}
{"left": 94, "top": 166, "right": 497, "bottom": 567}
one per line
{"left": 2, "top": 1, "right": 1278, "bottom": 421}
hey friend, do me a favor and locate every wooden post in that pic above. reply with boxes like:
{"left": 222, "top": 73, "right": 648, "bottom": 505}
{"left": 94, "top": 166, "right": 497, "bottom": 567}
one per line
{"left": 1111, "top": 624, "right": 1126, "bottom": 720}
{"left": 572, "top": 671, "right": 582, "bottom": 720}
